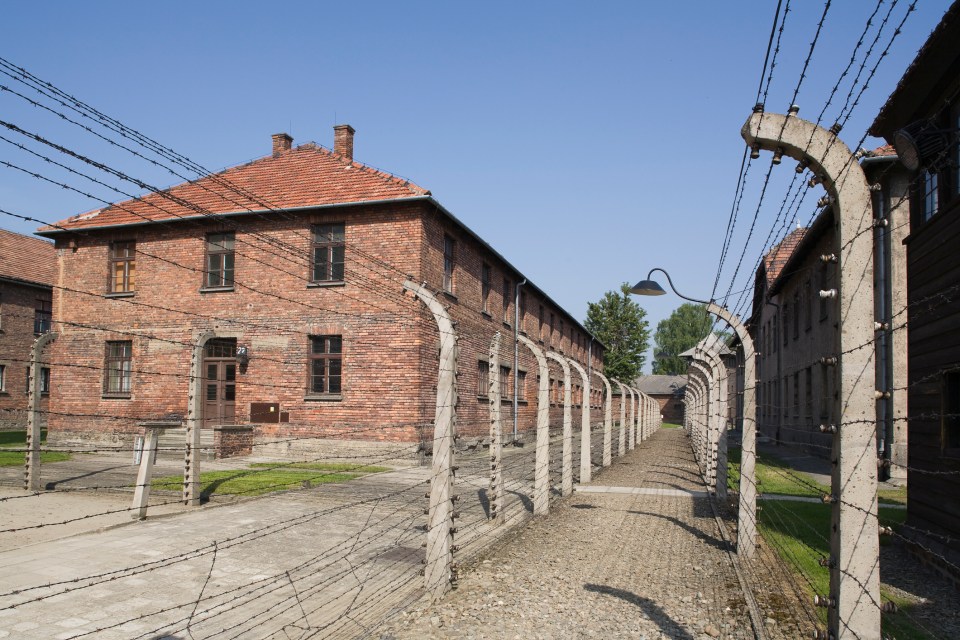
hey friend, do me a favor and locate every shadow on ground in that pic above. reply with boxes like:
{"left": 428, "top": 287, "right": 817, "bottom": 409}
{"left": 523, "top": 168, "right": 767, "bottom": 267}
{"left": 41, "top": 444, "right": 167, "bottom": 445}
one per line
{"left": 584, "top": 583, "right": 695, "bottom": 640}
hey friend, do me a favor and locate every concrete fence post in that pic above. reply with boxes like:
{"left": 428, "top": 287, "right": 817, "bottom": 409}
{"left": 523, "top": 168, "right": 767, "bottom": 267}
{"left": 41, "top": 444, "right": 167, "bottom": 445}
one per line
{"left": 614, "top": 380, "right": 627, "bottom": 457}
{"left": 24, "top": 331, "right": 57, "bottom": 491}
{"left": 488, "top": 332, "right": 504, "bottom": 524}
{"left": 404, "top": 280, "right": 458, "bottom": 602}
{"left": 744, "top": 110, "right": 878, "bottom": 638}
{"left": 547, "top": 351, "right": 573, "bottom": 496}
{"left": 628, "top": 388, "right": 636, "bottom": 450}
{"left": 518, "top": 335, "right": 550, "bottom": 515}
{"left": 594, "top": 372, "right": 613, "bottom": 466}
{"left": 567, "top": 359, "right": 591, "bottom": 483}
{"left": 184, "top": 330, "right": 215, "bottom": 506}
{"left": 132, "top": 427, "right": 160, "bottom": 519}
{"left": 700, "top": 344, "right": 730, "bottom": 501}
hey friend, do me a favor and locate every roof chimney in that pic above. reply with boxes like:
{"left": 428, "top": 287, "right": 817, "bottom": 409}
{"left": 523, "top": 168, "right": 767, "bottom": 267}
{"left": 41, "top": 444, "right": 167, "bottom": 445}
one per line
{"left": 272, "top": 133, "right": 293, "bottom": 156}
{"left": 333, "top": 124, "right": 355, "bottom": 161}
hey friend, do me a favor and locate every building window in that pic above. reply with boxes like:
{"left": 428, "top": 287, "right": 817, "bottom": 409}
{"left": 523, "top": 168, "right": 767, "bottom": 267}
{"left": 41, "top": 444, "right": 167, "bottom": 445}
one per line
{"left": 517, "top": 370, "right": 527, "bottom": 401}
{"left": 922, "top": 170, "right": 939, "bottom": 222}
{"left": 538, "top": 305, "right": 545, "bottom": 341}
{"left": 500, "top": 365, "right": 511, "bottom": 400}
{"left": 502, "top": 279, "right": 511, "bottom": 324}
{"left": 793, "top": 372, "right": 800, "bottom": 418}
{"left": 309, "top": 335, "right": 342, "bottom": 395}
{"left": 104, "top": 341, "right": 132, "bottom": 396}
{"left": 782, "top": 305, "right": 789, "bottom": 347}
{"left": 481, "top": 264, "right": 491, "bottom": 313}
{"left": 443, "top": 234, "right": 455, "bottom": 293}
{"left": 549, "top": 313, "right": 555, "bottom": 347}
{"left": 109, "top": 241, "right": 136, "bottom": 293}
{"left": 34, "top": 298, "right": 51, "bottom": 334}
{"left": 205, "top": 232, "right": 235, "bottom": 288}
{"left": 39, "top": 367, "right": 50, "bottom": 394}
{"left": 792, "top": 293, "right": 800, "bottom": 340}
{"left": 0, "top": 364, "right": 5, "bottom": 392}
{"left": 560, "top": 319, "right": 565, "bottom": 351}
{"left": 943, "top": 370, "right": 960, "bottom": 450}
{"left": 311, "top": 223, "right": 345, "bottom": 283}
{"left": 478, "top": 360, "right": 489, "bottom": 397}
{"left": 804, "top": 280, "right": 812, "bottom": 331}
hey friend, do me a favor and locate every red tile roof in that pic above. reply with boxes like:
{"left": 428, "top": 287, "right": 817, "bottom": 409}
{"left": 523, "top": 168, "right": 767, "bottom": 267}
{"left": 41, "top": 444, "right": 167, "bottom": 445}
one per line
{"left": 762, "top": 226, "right": 807, "bottom": 287}
{"left": 870, "top": 144, "right": 897, "bottom": 157}
{"left": 0, "top": 228, "right": 56, "bottom": 287}
{"left": 41, "top": 143, "right": 431, "bottom": 233}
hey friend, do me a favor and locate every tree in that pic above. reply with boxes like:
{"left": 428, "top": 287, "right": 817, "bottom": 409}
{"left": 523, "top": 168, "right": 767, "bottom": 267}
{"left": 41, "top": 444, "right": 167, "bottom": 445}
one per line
{"left": 584, "top": 283, "right": 650, "bottom": 382}
{"left": 652, "top": 303, "right": 715, "bottom": 375}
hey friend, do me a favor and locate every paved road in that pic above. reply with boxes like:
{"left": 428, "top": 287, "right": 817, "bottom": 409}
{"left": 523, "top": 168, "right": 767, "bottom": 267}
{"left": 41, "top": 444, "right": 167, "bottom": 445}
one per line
{"left": 381, "top": 428, "right": 766, "bottom": 640}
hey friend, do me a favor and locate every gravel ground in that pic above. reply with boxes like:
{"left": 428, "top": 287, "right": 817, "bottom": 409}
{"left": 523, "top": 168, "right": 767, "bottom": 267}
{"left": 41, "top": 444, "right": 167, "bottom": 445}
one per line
{"left": 379, "top": 429, "right": 763, "bottom": 640}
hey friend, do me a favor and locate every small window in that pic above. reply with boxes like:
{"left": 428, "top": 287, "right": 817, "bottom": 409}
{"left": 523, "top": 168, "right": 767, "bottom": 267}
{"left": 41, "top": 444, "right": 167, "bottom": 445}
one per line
{"left": 549, "top": 313, "right": 555, "bottom": 347}
{"left": 502, "top": 279, "right": 511, "bottom": 324}
{"left": 109, "top": 241, "right": 136, "bottom": 293}
{"left": 481, "top": 264, "right": 491, "bottom": 313}
{"left": 104, "top": 341, "right": 133, "bottom": 396}
{"left": 559, "top": 319, "right": 565, "bottom": 351}
{"left": 922, "top": 170, "right": 939, "bottom": 222}
{"left": 943, "top": 370, "right": 960, "bottom": 450}
{"left": 205, "top": 232, "right": 235, "bottom": 289}
{"left": 0, "top": 364, "right": 5, "bottom": 392}
{"left": 310, "top": 335, "right": 342, "bottom": 395}
{"left": 500, "top": 365, "right": 511, "bottom": 400}
{"left": 538, "top": 305, "right": 545, "bottom": 341}
{"left": 443, "top": 235, "right": 455, "bottom": 293}
{"left": 34, "top": 298, "right": 51, "bottom": 334}
{"left": 517, "top": 370, "right": 527, "bottom": 401}
{"left": 39, "top": 367, "right": 50, "bottom": 395}
{"left": 478, "top": 360, "right": 489, "bottom": 397}
{"left": 311, "top": 223, "right": 345, "bottom": 283}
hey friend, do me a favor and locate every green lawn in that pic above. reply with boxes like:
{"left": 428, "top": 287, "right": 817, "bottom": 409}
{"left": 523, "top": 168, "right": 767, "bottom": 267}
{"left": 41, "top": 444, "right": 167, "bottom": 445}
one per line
{"left": 661, "top": 422, "right": 683, "bottom": 429}
{"left": 152, "top": 461, "right": 390, "bottom": 499}
{"left": 726, "top": 446, "right": 923, "bottom": 638}
{"left": 0, "top": 430, "right": 71, "bottom": 466}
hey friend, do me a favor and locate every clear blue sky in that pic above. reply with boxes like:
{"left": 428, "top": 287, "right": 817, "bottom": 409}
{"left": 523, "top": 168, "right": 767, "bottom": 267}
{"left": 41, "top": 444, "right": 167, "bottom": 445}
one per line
{"left": 1, "top": 1, "right": 952, "bottom": 370}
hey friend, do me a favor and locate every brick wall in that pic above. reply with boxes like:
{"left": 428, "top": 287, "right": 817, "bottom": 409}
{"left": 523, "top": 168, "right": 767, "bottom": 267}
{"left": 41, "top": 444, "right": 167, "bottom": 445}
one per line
{"left": 47, "top": 201, "right": 605, "bottom": 449}
{"left": 0, "top": 280, "right": 51, "bottom": 430}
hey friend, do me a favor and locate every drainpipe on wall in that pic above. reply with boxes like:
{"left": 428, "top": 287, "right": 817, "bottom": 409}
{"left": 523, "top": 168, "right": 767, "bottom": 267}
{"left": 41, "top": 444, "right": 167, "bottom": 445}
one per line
{"left": 514, "top": 278, "right": 527, "bottom": 441}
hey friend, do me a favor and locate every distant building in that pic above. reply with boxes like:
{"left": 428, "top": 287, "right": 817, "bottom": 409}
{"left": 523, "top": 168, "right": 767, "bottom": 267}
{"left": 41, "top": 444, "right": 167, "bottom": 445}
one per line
{"left": 869, "top": 0, "right": 960, "bottom": 577}
{"left": 0, "top": 228, "right": 55, "bottom": 430}
{"left": 635, "top": 374, "right": 687, "bottom": 424}
{"left": 748, "top": 143, "right": 910, "bottom": 479}
{"left": 37, "top": 126, "right": 604, "bottom": 454}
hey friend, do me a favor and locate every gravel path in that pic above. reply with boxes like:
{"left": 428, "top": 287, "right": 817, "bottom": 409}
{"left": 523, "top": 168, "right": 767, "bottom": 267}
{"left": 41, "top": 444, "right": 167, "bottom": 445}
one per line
{"left": 379, "top": 429, "right": 760, "bottom": 640}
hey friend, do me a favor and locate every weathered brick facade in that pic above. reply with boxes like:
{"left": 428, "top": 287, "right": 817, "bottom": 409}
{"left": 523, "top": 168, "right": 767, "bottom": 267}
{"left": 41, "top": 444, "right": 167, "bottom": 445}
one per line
{"left": 39, "top": 128, "right": 607, "bottom": 453}
{"left": 0, "top": 229, "right": 55, "bottom": 430}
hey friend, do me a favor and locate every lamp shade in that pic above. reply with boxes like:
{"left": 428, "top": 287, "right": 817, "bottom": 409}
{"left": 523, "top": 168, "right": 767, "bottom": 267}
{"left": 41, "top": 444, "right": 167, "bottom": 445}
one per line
{"left": 630, "top": 279, "right": 666, "bottom": 296}
{"left": 892, "top": 120, "right": 948, "bottom": 171}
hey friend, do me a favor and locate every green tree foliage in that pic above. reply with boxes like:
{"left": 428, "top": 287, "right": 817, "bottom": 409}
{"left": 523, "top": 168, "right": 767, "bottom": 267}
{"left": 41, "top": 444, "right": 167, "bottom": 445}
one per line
{"left": 652, "top": 303, "right": 714, "bottom": 375}
{"left": 584, "top": 283, "right": 650, "bottom": 382}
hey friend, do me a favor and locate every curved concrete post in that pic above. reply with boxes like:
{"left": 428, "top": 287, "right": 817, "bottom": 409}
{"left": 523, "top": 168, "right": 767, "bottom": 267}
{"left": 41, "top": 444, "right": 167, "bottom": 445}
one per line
{"left": 488, "top": 332, "right": 504, "bottom": 524}
{"left": 613, "top": 379, "right": 627, "bottom": 457}
{"left": 518, "top": 335, "right": 550, "bottom": 515}
{"left": 706, "top": 302, "right": 757, "bottom": 560}
{"left": 688, "top": 365, "right": 711, "bottom": 473}
{"left": 744, "top": 110, "right": 878, "bottom": 638}
{"left": 696, "top": 343, "right": 729, "bottom": 501}
{"left": 185, "top": 329, "right": 216, "bottom": 506}
{"left": 593, "top": 371, "right": 613, "bottom": 466}
{"left": 24, "top": 331, "right": 57, "bottom": 491}
{"left": 546, "top": 351, "right": 573, "bottom": 496}
{"left": 627, "top": 387, "right": 636, "bottom": 450}
{"left": 404, "top": 280, "right": 458, "bottom": 602}
{"left": 566, "top": 358, "right": 592, "bottom": 483}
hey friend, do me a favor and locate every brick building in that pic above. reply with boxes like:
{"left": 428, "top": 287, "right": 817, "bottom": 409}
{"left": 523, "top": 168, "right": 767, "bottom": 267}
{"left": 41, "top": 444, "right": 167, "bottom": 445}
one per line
{"left": 634, "top": 375, "right": 686, "bottom": 424}
{"left": 869, "top": 0, "right": 960, "bottom": 575}
{"left": 0, "top": 228, "right": 55, "bottom": 430}
{"left": 750, "top": 147, "right": 910, "bottom": 476}
{"left": 37, "top": 126, "right": 605, "bottom": 454}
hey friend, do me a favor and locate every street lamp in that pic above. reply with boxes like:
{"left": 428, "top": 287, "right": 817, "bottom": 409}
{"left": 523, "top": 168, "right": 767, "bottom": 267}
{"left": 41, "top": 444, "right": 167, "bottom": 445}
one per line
{"left": 630, "top": 266, "right": 757, "bottom": 558}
